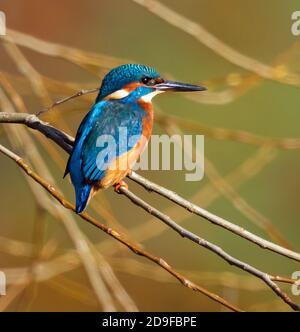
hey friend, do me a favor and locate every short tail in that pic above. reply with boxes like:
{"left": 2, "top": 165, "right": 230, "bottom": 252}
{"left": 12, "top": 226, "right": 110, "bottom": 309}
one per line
{"left": 75, "top": 183, "right": 92, "bottom": 214}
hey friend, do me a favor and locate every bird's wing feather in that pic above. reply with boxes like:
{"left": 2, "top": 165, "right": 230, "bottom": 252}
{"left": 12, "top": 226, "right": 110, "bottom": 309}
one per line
{"left": 64, "top": 102, "right": 104, "bottom": 178}
{"left": 81, "top": 102, "right": 144, "bottom": 182}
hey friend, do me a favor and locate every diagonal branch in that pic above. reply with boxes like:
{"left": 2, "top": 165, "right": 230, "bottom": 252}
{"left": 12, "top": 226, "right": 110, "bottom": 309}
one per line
{"left": 0, "top": 111, "right": 299, "bottom": 310}
{"left": 128, "top": 172, "right": 300, "bottom": 262}
{"left": 0, "top": 112, "right": 73, "bottom": 153}
{"left": 1, "top": 111, "right": 299, "bottom": 263}
{"left": 155, "top": 112, "right": 300, "bottom": 150}
{"left": 132, "top": 0, "right": 300, "bottom": 86}
{"left": 117, "top": 186, "right": 300, "bottom": 311}
{"left": 36, "top": 88, "right": 99, "bottom": 116}
{"left": 0, "top": 143, "right": 241, "bottom": 312}
{"left": 0, "top": 87, "right": 119, "bottom": 311}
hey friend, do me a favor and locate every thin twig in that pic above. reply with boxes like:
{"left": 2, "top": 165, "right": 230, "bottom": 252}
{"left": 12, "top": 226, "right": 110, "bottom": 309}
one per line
{"left": 132, "top": 0, "right": 300, "bottom": 86}
{"left": 0, "top": 144, "right": 277, "bottom": 294}
{"left": 5, "top": 28, "right": 300, "bottom": 107}
{"left": 0, "top": 112, "right": 73, "bottom": 153}
{"left": 0, "top": 74, "right": 138, "bottom": 312}
{"left": 128, "top": 171, "right": 300, "bottom": 262}
{"left": 5, "top": 29, "right": 129, "bottom": 70}
{"left": 3, "top": 41, "right": 52, "bottom": 105}
{"left": 0, "top": 143, "right": 241, "bottom": 312}
{"left": 0, "top": 100, "right": 299, "bottom": 310}
{"left": 1, "top": 111, "right": 299, "bottom": 262}
{"left": 36, "top": 88, "right": 99, "bottom": 116}
{"left": 155, "top": 112, "right": 300, "bottom": 150}
{"left": 4, "top": 260, "right": 296, "bottom": 293}
{"left": 117, "top": 186, "right": 300, "bottom": 311}
{"left": 160, "top": 120, "right": 293, "bottom": 249}
{"left": 0, "top": 89, "right": 118, "bottom": 312}
{"left": 106, "top": 257, "right": 297, "bottom": 289}
{"left": 0, "top": 22, "right": 298, "bottom": 312}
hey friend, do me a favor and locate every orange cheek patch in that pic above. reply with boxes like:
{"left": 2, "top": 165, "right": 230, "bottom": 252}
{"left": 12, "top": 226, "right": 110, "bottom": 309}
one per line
{"left": 123, "top": 82, "right": 142, "bottom": 92}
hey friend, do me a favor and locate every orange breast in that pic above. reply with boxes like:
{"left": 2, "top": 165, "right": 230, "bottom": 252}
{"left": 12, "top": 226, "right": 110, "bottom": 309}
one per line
{"left": 99, "top": 103, "right": 153, "bottom": 189}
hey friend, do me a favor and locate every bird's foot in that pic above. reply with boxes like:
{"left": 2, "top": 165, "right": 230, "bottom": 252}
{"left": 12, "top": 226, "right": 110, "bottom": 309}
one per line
{"left": 114, "top": 180, "right": 128, "bottom": 194}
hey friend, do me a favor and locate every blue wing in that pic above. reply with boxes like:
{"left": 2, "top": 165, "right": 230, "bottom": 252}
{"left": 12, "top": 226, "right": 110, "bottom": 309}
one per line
{"left": 65, "top": 100, "right": 144, "bottom": 213}
{"left": 81, "top": 102, "right": 143, "bottom": 182}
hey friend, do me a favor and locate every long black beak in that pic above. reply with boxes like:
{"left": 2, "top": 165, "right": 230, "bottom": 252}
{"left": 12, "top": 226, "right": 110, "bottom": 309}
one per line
{"left": 155, "top": 80, "right": 207, "bottom": 92}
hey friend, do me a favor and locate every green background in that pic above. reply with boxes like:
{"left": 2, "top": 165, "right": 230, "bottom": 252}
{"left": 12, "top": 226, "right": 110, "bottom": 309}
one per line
{"left": 0, "top": 0, "right": 300, "bottom": 311}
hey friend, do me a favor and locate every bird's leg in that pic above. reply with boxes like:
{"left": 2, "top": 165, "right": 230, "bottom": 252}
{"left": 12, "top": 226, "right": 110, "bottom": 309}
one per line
{"left": 114, "top": 180, "right": 128, "bottom": 194}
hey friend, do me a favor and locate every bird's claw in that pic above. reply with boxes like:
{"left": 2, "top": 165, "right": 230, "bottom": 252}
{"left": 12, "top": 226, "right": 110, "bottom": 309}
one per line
{"left": 114, "top": 180, "right": 128, "bottom": 194}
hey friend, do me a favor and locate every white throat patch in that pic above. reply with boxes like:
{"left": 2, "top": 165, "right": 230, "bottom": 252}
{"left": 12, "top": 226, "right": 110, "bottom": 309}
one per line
{"left": 105, "top": 89, "right": 130, "bottom": 100}
{"left": 106, "top": 89, "right": 164, "bottom": 102}
{"left": 140, "top": 90, "right": 164, "bottom": 103}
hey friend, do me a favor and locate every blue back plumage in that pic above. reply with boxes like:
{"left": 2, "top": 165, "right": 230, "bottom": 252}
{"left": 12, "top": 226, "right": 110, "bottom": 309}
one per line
{"left": 65, "top": 99, "right": 146, "bottom": 213}
{"left": 81, "top": 101, "right": 144, "bottom": 182}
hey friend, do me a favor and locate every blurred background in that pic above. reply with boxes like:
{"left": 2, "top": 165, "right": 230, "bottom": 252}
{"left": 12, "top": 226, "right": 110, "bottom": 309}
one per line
{"left": 0, "top": 0, "right": 300, "bottom": 311}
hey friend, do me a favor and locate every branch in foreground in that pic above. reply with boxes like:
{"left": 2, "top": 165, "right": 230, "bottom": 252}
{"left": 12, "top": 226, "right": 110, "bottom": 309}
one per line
{"left": 1, "top": 111, "right": 299, "bottom": 264}
{"left": 117, "top": 186, "right": 300, "bottom": 311}
{"left": 0, "top": 112, "right": 73, "bottom": 153}
{"left": 128, "top": 172, "right": 300, "bottom": 262}
{"left": 1, "top": 110, "right": 300, "bottom": 310}
{"left": 0, "top": 143, "right": 240, "bottom": 312}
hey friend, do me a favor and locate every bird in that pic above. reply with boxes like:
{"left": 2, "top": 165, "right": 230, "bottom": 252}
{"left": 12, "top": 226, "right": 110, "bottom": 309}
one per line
{"left": 64, "top": 64, "right": 207, "bottom": 213}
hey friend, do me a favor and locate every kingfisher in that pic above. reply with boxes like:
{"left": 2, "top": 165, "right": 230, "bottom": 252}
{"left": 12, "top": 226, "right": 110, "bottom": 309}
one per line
{"left": 64, "top": 64, "right": 206, "bottom": 213}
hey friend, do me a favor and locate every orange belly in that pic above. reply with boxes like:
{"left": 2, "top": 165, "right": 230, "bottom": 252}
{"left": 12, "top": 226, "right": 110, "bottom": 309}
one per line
{"left": 99, "top": 133, "right": 149, "bottom": 188}
{"left": 92, "top": 101, "right": 153, "bottom": 193}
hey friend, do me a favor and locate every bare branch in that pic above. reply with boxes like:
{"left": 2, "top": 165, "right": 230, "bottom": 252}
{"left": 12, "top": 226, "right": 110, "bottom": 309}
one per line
{"left": 37, "top": 88, "right": 99, "bottom": 116}
{"left": 2, "top": 111, "right": 299, "bottom": 262}
{"left": 1, "top": 110, "right": 300, "bottom": 311}
{"left": 132, "top": 0, "right": 300, "bottom": 86}
{"left": 128, "top": 172, "right": 300, "bottom": 262}
{"left": 0, "top": 89, "right": 119, "bottom": 311}
{"left": 0, "top": 143, "right": 240, "bottom": 312}
{"left": 5, "top": 29, "right": 129, "bottom": 70}
{"left": 155, "top": 112, "right": 300, "bottom": 150}
{"left": 2, "top": 20, "right": 299, "bottom": 312}
{"left": 0, "top": 112, "right": 73, "bottom": 153}
{"left": 0, "top": 112, "right": 300, "bottom": 261}
{"left": 117, "top": 186, "right": 300, "bottom": 311}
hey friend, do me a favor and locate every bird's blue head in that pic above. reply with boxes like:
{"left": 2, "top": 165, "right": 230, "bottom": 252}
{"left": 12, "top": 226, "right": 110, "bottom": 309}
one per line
{"left": 96, "top": 64, "right": 206, "bottom": 103}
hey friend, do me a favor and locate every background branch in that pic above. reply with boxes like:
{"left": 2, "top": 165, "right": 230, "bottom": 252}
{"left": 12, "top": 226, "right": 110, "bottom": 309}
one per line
{"left": 0, "top": 143, "right": 240, "bottom": 312}
{"left": 128, "top": 172, "right": 300, "bottom": 261}
{"left": 0, "top": 110, "right": 299, "bottom": 311}
{"left": 1, "top": 15, "right": 300, "bottom": 310}
{"left": 0, "top": 111, "right": 298, "bottom": 262}
{"left": 117, "top": 186, "right": 300, "bottom": 311}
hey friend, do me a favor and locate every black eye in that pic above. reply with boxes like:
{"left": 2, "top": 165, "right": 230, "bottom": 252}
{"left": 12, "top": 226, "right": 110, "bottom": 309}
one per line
{"left": 141, "top": 76, "right": 156, "bottom": 86}
{"left": 141, "top": 76, "right": 150, "bottom": 84}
